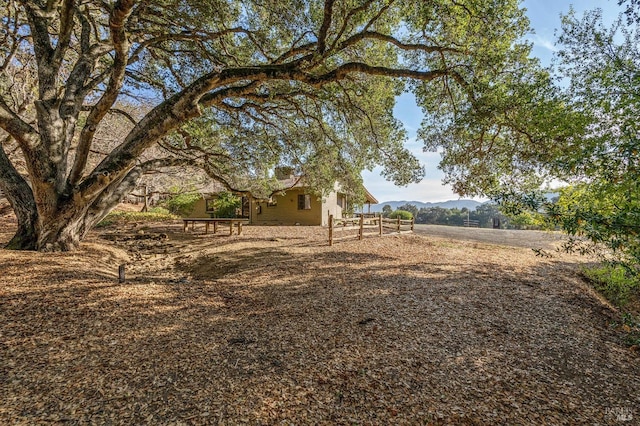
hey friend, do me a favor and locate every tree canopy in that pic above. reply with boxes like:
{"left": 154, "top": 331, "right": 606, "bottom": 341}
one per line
{"left": 428, "top": 5, "right": 640, "bottom": 274}
{"left": 0, "top": 0, "right": 536, "bottom": 250}
{"left": 548, "top": 8, "right": 640, "bottom": 273}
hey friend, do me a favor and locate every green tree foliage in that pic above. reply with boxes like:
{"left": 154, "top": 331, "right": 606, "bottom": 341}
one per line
{"left": 477, "top": 8, "right": 640, "bottom": 274}
{"left": 409, "top": 203, "right": 520, "bottom": 229}
{"left": 388, "top": 210, "right": 413, "bottom": 220}
{"left": 547, "top": 183, "right": 640, "bottom": 271}
{"left": 416, "top": 9, "right": 582, "bottom": 198}
{"left": 0, "top": 0, "right": 539, "bottom": 250}
{"left": 583, "top": 264, "right": 640, "bottom": 307}
{"left": 161, "top": 189, "right": 201, "bottom": 217}
{"left": 381, "top": 205, "right": 393, "bottom": 218}
{"left": 416, "top": 206, "right": 449, "bottom": 225}
{"left": 474, "top": 204, "right": 512, "bottom": 228}
{"left": 209, "top": 191, "right": 241, "bottom": 218}
{"left": 397, "top": 203, "right": 419, "bottom": 219}
{"left": 548, "top": 9, "right": 640, "bottom": 274}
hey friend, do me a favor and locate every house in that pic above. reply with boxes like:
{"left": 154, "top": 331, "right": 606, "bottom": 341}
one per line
{"left": 186, "top": 171, "right": 378, "bottom": 226}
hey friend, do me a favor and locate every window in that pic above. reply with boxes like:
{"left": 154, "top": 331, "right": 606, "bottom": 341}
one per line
{"left": 298, "top": 194, "right": 311, "bottom": 210}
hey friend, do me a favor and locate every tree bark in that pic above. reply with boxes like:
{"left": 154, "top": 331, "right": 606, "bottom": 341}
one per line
{"left": 3, "top": 203, "right": 38, "bottom": 250}
{"left": 32, "top": 160, "right": 149, "bottom": 251}
{"left": 35, "top": 211, "right": 86, "bottom": 251}
{"left": 0, "top": 145, "right": 39, "bottom": 250}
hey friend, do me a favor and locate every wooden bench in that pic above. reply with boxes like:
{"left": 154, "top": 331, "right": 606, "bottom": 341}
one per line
{"left": 182, "top": 218, "right": 248, "bottom": 235}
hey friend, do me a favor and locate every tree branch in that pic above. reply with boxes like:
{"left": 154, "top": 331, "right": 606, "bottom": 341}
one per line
{"left": 127, "top": 27, "right": 253, "bottom": 64}
{"left": 331, "top": 0, "right": 377, "bottom": 49}
{"left": 305, "top": 62, "right": 451, "bottom": 86}
{"left": 0, "top": 97, "right": 39, "bottom": 154}
{"left": 50, "top": 0, "right": 75, "bottom": 70}
{"left": 338, "top": 31, "right": 463, "bottom": 55}
{"left": 107, "top": 108, "right": 138, "bottom": 126}
{"left": 22, "top": 3, "right": 56, "bottom": 101}
{"left": 317, "top": 0, "right": 335, "bottom": 54}
{"left": 77, "top": 49, "right": 470, "bottom": 202}
{"left": 69, "top": 0, "right": 135, "bottom": 185}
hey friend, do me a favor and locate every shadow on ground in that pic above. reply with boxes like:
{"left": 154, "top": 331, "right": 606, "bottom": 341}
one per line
{"left": 1, "top": 223, "right": 638, "bottom": 424}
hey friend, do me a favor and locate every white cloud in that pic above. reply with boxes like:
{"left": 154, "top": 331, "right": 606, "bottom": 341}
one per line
{"left": 528, "top": 34, "right": 558, "bottom": 53}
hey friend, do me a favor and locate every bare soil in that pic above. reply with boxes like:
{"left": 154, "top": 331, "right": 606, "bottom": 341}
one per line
{"left": 1, "top": 210, "right": 639, "bottom": 425}
{"left": 413, "top": 224, "right": 565, "bottom": 250}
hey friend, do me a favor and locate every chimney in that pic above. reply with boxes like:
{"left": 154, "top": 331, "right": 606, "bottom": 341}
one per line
{"left": 274, "top": 166, "right": 294, "bottom": 180}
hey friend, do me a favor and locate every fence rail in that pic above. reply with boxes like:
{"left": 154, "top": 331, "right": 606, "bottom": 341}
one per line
{"left": 328, "top": 214, "right": 414, "bottom": 246}
{"left": 463, "top": 219, "right": 480, "bottom": 227}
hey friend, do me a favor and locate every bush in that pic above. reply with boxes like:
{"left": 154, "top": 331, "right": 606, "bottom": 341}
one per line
{"left": 210, "top": 191, "right": 241, "bottom": 218}
{"left": 161, "top": 191, "right": 201, "bottom": 216}
{"left": 148, "top": 206, "right": 171, "bottom": 215}
{"left": 583, "top": 264, "right": 640, "bottom": 307}
{"left": 388, "top": 210, "right": 413, "bottom": 220}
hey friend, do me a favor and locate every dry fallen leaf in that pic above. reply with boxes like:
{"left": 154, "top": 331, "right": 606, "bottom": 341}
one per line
{"left": 0, "top": 213, "right": 638, "bottom": 424}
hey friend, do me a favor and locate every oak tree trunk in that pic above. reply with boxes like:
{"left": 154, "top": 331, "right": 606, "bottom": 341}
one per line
{"left": 4, "top": 193, "right": 123, "bottom": 251}
{"left": 4, "top": 206, "right": 39, "bottom": 250}
{"left": 0, "top": 146, "right": 39, "bottom": 250}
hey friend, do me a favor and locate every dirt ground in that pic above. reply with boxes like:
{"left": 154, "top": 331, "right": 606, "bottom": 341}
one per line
{"left": 413, "top": 225, "right": 566, "bottom": 250}
{"left": 1, "top": 212, "right": 639, "bottom": 425}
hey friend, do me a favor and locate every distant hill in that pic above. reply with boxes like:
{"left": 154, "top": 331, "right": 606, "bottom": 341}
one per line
{"left": 369, "top": 199, "right": 483, "bottom": 212}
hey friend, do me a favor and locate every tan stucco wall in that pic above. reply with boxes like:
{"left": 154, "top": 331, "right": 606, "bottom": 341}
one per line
{"left": 251, "top": 188, "right": 323, "bottom": 225}
{"left": 186, "top": 197, "right": 209, "bottom": 218}
{"left": 184, "top": 186, "right": 349, "bottom": 226}
{"left": 321, "top": 190, "right": 345, "bottom": 226}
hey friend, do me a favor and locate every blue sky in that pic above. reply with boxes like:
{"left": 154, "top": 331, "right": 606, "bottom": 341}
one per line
{"left": 363, "top": 0, "right": 624, "bottom": 203}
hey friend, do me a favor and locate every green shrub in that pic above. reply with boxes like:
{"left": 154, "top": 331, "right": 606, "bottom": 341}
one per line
{"left": 210, "top": 191, "right": 241, "bottom": 218}
{"left": 161, "top": 191, "right": 201, "bottom": 216}
{"left": 388, "top": 210, "right": 413, "bottom": 220}
{"left": 148, "top": 206, "right": 171, "bottom": 215}
{"left": 583, "top": 264, "right": 640, "bottom": 307}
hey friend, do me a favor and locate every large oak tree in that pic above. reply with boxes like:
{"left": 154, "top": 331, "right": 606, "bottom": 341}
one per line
{"left": 0, "top": 0, "right": 533, "bottom": 250}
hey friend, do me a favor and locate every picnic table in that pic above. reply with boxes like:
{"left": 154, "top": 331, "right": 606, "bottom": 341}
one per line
{"left": 182, "top": 218, "right": 248, "bottom": 235}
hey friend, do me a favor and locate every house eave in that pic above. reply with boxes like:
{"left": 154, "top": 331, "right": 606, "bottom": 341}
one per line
{"left": 363, "top": 187, "right": 378, "bottom": 204}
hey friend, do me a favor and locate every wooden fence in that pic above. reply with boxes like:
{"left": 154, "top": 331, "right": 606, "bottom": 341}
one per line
{"left": 328, "top": 214, "right": 414, "bottom": 246}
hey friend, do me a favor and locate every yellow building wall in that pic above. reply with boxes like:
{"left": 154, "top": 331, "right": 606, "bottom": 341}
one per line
{"left": 186, "top": 197, "right": 209, "bottom": 218}
{"left": 321, "top": 189, "right": 345, "bottom": 226}
{"left": 251, "top": 188, "right": 323, "bottom": 225}
{"left": 183, "top": 188, "right": 347, "bottom": 226}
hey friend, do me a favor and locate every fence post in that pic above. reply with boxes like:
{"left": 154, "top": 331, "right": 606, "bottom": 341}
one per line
{"left": 118, "top": 264, "right": 126, "bottom": 283}
{"left": 329, "top": 214, "right": 334, "bottom": 246}
{"left": 379, "top": 213, "right": 382, "bottom": 236}
{"left": 397, "top": 216, "right": 401, "bottom": 233}
{"left": 359, "top": 215, "right": 364, "bottom": 240}
{"left": 411, "top": 218, "right": 414, "bottom": 232}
